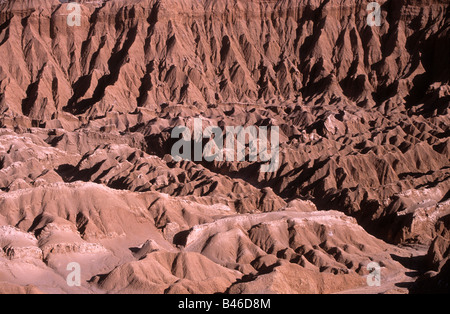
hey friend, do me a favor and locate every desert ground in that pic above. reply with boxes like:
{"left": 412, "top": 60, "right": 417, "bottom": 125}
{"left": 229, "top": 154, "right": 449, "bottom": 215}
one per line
{"left": 0, "top": 0, "right": 448, "bottom": 294}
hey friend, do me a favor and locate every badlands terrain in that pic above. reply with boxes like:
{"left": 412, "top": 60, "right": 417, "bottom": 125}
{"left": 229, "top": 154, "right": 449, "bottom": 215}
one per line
{"left": 0, "top": 0, "right": 449, "bottom": 294}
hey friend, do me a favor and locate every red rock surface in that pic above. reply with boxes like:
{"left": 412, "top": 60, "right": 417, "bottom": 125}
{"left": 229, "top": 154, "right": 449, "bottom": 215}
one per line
{"left": 0, "top": 0, "right": 448, "bottom": 294}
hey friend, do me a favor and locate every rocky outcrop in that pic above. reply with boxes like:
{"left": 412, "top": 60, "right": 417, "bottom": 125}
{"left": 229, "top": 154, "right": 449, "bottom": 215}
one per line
{"left": 0, "top": 0, "right": 448, "bottom": 294}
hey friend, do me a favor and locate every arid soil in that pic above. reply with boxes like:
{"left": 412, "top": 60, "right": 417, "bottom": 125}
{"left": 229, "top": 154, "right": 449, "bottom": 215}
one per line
{"left": 0, "top": 0, "right": 448, "bottom": 294}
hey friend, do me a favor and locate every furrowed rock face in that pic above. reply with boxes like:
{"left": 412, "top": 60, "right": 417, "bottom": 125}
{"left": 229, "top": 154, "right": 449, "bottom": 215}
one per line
{"left": 0, "top": 0, "right": 449, "bottom": 294}
{"left": 0, "top": 0, "right": 448, "bottom": 118}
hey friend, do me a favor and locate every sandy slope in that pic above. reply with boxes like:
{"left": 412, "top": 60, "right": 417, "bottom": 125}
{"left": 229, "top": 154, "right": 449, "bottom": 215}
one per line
{"left": 0, "top": 0, "right": 449, "bottom": 293}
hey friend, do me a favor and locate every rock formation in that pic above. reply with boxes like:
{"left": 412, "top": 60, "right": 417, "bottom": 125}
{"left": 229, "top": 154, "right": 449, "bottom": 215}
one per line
{"left": 0, "top": 0, "right": 448, "bottom": 294}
